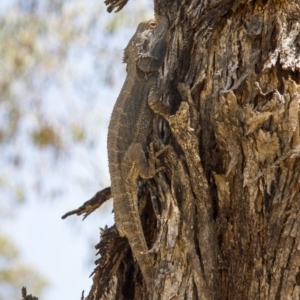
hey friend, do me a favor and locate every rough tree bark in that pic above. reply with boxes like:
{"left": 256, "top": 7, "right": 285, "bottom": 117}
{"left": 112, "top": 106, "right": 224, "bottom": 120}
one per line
{"left": 87, "top": 0, "right": 300, "bottom": 299}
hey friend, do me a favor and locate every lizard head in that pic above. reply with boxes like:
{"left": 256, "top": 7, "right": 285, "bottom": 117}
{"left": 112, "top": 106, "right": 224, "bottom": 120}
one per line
{"left": 123, "top": 18, "right": 167, "bottom": 78}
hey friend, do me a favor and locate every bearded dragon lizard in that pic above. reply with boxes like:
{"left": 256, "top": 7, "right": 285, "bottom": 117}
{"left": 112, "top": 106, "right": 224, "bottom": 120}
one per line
{"left": 107, "top": 18, "right": 167, "bottom": 288}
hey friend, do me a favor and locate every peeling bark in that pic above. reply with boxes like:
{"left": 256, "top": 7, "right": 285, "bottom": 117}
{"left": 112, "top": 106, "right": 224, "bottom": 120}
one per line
{"left": 88, "top": 0, "right": 300, "bottom": 299}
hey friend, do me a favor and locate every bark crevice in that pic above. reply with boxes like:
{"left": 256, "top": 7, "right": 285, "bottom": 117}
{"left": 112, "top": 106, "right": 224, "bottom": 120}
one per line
{"left": 88, "top": 0, "right": 300, "bottom": 299}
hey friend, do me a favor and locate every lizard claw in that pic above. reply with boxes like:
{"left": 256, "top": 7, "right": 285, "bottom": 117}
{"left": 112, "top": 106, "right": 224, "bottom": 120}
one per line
{"left": 154, "top": 166, "right": 165, "bottom": 174}
{"left": 149, "top": 142, "right": 171, "bottom": 159}
{"left": 148, "top": 142, "right": 170, "bottom": 177}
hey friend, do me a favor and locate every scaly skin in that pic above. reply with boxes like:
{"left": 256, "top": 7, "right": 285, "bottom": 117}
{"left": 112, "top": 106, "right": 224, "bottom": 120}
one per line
{"left": 107, "top": 18, "right": 167, "bottom": 289}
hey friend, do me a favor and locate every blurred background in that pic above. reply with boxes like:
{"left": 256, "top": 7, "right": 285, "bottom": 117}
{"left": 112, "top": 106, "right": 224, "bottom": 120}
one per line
{"left": 0, "top": 0, "right": 152, "bottom": 299}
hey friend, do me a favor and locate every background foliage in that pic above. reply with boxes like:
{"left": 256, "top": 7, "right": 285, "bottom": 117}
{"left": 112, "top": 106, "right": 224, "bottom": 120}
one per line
{"left": 0, "top": 0, "right": 152, "bottom": 298}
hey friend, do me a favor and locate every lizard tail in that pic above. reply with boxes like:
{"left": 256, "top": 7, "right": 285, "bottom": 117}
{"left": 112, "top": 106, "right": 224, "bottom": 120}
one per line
{"left": 113, "top": 190, "right": 154, "bottom": 289}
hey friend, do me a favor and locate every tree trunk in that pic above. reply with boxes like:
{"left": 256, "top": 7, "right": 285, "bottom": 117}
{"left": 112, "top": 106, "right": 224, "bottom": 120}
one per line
{"left": 87, "top": 0, "right": 300, "bottom": 299}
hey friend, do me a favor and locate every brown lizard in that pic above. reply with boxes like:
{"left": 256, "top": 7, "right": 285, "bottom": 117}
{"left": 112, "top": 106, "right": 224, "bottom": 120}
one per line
{"left": 107, "top": 18, "right": 167, "bottom": 289}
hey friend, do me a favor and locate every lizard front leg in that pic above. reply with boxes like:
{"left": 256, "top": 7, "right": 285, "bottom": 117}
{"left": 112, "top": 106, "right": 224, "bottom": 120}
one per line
{"left": 123, "top": 142, "right": 166, "bottom": 181}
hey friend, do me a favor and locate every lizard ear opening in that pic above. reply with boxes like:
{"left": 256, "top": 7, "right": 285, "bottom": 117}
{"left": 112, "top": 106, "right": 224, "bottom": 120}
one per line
{"left": 137, "top": 56, "right": 160, "bottom": 74}
{"left": 136, "top": 38, "right": 166, "bottom": 73}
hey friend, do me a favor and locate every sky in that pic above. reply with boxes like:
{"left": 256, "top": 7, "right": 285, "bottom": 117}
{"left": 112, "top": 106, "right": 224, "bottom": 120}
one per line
{"left": 0, "top": 0, "right": 153, "bottom": 299}
{"left": 2, "top": 194, "right": 114, "bottom": 299}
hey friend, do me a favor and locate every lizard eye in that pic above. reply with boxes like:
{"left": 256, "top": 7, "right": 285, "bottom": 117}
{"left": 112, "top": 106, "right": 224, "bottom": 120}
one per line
{"left": 146, "top": 20, "right": 157, "bottom": 30}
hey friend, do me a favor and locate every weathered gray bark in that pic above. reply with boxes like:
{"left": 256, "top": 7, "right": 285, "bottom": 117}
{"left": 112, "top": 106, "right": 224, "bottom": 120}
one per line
{"left": 88, "top": 0, "right": 300, "bottom": 299}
